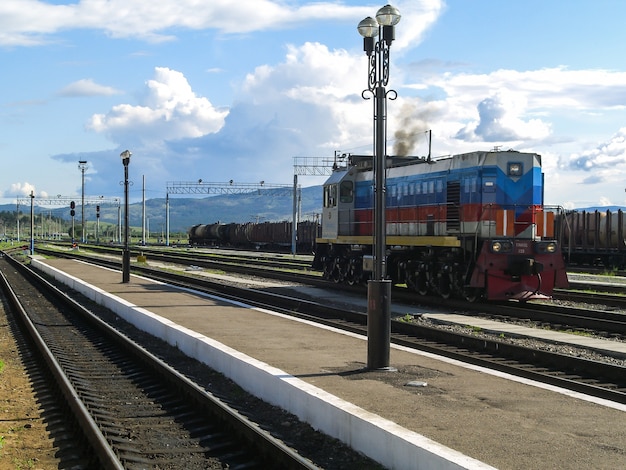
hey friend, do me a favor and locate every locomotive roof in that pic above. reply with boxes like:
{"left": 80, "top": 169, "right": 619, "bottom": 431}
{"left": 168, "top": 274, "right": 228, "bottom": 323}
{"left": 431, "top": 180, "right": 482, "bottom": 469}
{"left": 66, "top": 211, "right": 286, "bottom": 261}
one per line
{"left": 346, "top": 150, "right": 541, "bottom": 172}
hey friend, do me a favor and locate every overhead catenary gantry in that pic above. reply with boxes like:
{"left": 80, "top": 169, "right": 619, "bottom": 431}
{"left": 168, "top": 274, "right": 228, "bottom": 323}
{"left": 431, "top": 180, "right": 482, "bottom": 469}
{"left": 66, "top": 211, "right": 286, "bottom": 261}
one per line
{"left": 16, "top": 195, "right": 122, "bottom": 243}
{"left": 166, "top": 180, "right": 293, "bottom": 196}
{"left": 292, "top": 153, "right": 343, "bottom": 177}
{"left": 16, "top": 195, "right": 120, "bottom": 207}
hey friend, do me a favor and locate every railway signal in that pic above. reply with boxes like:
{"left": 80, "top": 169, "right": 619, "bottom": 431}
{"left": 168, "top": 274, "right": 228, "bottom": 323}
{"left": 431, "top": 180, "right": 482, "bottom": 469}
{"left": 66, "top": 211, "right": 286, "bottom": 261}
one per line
{"left": 70, "top": 201, "right": 76, "bottom": 244}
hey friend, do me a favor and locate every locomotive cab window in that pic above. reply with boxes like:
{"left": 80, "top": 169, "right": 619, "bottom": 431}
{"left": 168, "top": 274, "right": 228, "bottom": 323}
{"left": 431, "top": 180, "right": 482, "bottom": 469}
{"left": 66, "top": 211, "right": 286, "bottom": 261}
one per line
{"left": 339, "top": 181, "right": 353, "bottom": 203}
{"left": 324, "top": 184, "right": 338, "bottom": 207}
{"left": 508, "top": 162, "right": 523, "bottom": 176}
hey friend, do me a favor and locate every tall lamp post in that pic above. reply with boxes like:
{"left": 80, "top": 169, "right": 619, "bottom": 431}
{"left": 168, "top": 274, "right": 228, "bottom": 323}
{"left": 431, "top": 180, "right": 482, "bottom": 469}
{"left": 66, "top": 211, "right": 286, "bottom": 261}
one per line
{"left": 78, "top": 160, "right": 88, "bottom": 243}
{"left": 29, "top": 191, "right": 35, "bottom": 255}
{"left": 358, "top": 4, "right": 401, "bottom": 370}
{"left": 121, "top": 150, "right": 132, "bottom": 283}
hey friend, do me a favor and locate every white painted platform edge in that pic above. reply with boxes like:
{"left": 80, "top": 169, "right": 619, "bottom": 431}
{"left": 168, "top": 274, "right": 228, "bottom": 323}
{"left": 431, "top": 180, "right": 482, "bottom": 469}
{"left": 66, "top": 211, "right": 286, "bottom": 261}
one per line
{"left": 32, "top": 258, "right": 495, "bottom": 470}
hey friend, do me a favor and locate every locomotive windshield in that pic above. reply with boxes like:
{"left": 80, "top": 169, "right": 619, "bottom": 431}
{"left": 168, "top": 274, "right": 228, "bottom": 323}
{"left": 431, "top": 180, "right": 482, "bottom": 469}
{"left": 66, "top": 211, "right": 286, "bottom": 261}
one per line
{"left": 340, "top": 181, "right": 354, "bottom": 203}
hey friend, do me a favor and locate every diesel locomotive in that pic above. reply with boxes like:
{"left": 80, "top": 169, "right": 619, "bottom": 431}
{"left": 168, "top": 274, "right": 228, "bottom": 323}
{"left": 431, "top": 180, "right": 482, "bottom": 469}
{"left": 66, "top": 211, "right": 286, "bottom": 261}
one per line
{"left": 311, "top": 149, "right": 569, "bottom": 301}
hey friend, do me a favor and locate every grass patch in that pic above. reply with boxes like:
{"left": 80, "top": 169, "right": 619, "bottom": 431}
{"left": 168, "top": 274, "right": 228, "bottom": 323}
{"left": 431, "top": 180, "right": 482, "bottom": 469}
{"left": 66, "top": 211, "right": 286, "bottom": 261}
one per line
{"left": 12, "top": 457, "right": 36, "bottom": 469}
{"left": 562, "top": 329, "right": 593, "bottom": 337}
{"left": 0, "top": 359, "right": 4, "bottom": 373}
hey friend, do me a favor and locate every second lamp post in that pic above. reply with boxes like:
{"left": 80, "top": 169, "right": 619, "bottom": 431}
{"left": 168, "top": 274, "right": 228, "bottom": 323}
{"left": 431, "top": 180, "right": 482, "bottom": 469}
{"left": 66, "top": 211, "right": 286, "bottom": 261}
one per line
{"left": 358, "top": 4, "right": 401, "bottom": 370}
{"left": 121, "top": 150, "right": 132, "bottom": 283}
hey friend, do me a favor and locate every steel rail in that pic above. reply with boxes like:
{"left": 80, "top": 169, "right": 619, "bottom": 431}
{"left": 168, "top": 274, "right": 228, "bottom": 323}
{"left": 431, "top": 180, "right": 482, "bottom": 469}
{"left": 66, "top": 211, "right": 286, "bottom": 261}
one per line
{"left": 0, "top": 263, "right": 124, "bottom": 469}
{"left": 3, "top": 252, "right": 321, "bottom": 469}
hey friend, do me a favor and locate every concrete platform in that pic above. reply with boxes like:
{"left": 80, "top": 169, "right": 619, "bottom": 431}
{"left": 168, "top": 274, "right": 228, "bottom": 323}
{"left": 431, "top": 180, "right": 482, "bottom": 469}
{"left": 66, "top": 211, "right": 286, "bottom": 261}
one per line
{"left": 31, "top": 257, "right": 626, "bottom": 470}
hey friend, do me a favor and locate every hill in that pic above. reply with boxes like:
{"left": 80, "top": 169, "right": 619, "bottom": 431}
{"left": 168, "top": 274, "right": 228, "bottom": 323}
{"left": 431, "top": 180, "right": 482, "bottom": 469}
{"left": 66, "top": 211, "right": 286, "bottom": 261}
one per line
{"left": 1, "top": 186, "right": 323, "bottom": 234}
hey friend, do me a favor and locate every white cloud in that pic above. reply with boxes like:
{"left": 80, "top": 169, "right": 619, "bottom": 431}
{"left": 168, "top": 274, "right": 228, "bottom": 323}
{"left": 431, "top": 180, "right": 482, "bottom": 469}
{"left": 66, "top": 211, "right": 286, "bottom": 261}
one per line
{"left": 0, "top": 0, "right": 378, "bottom": 45}
{"left": 562, "top": 127, "right": 626, "bottom": 172}
{"left": 396, "top": 66, "right": 626, "bottom": 160}
{"left": 455, "top": 90, "right": 552, "bottom": 142}
{"left": 392, "top": 0, "right": 445, "bottom": 53}
{"left": 57, "top": 79, "right": 122, "bottom": 97}
{"left": 87, "top": 67, "right": 229, "bottom": 146}
{"left": 422, "top": 67, "right": 626, "bottom": 116}
{"left": 3, "top": 181, "right": 47, "bottom": 198}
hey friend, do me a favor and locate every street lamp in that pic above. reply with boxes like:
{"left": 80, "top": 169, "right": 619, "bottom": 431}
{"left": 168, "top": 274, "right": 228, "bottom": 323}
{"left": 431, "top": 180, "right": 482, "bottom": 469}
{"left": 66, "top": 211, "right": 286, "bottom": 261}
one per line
{"left": 121, "top": 150, "right": 132, "bottom": 283}
{"left": 78, "top": 160, "right": 88, "bottom": 243}
{"left": 29, "top": 191, "right": 35, "bottom": 255}
{"left": 358, "top": 4, "right": 401, "bottom": 370}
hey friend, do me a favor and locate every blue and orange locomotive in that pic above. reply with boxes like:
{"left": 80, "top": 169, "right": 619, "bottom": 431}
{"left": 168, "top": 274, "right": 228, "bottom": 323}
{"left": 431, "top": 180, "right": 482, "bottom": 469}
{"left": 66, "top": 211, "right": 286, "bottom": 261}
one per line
{"left": 312, "top": 149, "right": 569, "bottom": 301}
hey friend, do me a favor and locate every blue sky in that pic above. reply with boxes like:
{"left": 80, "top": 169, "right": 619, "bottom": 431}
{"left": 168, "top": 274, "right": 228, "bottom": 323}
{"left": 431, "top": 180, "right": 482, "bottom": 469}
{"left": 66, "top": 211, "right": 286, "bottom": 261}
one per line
{"left": 2, "top": 0, "right": 626, "bottom": 209}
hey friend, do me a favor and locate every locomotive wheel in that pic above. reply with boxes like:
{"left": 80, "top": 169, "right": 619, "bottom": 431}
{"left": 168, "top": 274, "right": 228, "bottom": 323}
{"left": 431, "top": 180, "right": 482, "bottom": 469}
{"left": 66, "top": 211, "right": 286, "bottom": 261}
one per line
{"left": 345, "top": 259, "right": 354, "bottom": 285}
{"left": 322, "top": 261, "right": 332, "bottom": 281}
{"left": 332, "top": 266, "right": 342, "bottom": 283}
{"left": 405, "top": 269, "right": 417, "bottom": 291}
{"left": 439, "top": 273, "right": 452, "bottom": 299}
{"left": 463, "top": 287, "right": 481, "bottom": 303}
{"left": 416, "top": 272, "right": 429, "bottom": 296}
{"left": 346, "top": 260, "right": 361, "bottom": 285}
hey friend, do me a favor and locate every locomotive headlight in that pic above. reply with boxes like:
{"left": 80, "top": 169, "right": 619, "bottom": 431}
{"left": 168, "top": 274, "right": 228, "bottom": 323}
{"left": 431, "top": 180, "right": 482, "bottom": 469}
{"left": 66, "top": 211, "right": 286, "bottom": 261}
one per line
{"left": 535, "top": 241, "right": 558, "bottom": 253}
{"left": 508, "top": 162, "right": 523, "bottom": 176}
{"left": 490, "top": 240, "right": 513, "bottom": 253}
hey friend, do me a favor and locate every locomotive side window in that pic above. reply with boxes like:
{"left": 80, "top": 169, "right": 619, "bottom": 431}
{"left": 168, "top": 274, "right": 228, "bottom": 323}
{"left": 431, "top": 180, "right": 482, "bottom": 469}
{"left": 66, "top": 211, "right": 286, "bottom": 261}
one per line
{"left": 324, "top": 184, "right": 338, "bottom": 207}
{"left": 339, "top": 181, "right": 353, "bottom": 203}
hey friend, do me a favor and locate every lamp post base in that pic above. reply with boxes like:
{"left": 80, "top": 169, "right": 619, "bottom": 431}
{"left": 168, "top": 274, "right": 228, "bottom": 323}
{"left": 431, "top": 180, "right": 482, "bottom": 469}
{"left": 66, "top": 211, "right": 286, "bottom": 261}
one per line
{"left": 122, "top": 250, "right": 131, "bottom": 283}
{"left": 366, "top": 279, "right": 392, "bottom": 370}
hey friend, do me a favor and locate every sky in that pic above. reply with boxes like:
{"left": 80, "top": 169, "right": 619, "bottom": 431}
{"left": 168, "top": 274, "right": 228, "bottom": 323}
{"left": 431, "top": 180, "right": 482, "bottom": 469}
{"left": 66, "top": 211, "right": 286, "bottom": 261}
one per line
{"left": 2, "top": 0, "right": 626, "bottom": 209}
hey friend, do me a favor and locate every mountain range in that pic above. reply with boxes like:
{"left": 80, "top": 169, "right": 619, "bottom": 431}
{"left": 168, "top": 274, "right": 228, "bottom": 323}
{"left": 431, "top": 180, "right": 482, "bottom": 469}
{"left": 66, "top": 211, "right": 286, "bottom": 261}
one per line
{"left": 1, "top": 186, "right": 324, "bottom": 234}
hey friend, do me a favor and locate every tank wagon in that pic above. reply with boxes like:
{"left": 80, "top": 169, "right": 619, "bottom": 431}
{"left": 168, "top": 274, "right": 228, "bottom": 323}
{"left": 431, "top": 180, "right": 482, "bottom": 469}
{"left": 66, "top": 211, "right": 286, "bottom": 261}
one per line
{"left": 557, "top": 209, "right": 626, "bottom": 268}
{"left": 188, "top": 220, "right": 318, "bottom": 253}
{"left": 312, "top": 150, "right": 569, "bottom": 301}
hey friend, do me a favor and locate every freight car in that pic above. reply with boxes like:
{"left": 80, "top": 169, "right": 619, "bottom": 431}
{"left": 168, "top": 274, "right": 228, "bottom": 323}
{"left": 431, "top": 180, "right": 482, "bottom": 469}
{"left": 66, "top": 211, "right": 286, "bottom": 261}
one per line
{"left": 557, "top": 209, "right": 626, "bottom": 268}
{"left": 312, "top": 149, "right": 569, "bottom": 301}
{"left": 188, "top": 220, "right": 319, "bottom": 253}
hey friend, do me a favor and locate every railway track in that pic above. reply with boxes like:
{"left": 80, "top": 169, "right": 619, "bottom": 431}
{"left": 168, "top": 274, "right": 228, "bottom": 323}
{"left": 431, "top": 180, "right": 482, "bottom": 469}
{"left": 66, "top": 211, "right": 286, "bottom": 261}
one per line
{"left": 0, "top": 252, "right": 337, "bottom": 469}
{"left": 39, "top": 244, "right": 626, "bottom": 338}
{"left": 52, "top": 242, "right": 315, "bottom": 271}
{"left": 32, "top": 246, "right": 626, "bottom": 405}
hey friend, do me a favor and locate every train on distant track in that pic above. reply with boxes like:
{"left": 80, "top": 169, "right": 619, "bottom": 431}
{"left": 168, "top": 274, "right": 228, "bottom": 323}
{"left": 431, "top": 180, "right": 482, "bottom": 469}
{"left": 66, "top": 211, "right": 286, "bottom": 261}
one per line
{"left": 557, "top": 209, "right": 626, "bottom": 268}
{"left": 188, "top": 220, "right": 318, "bottom": 252}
